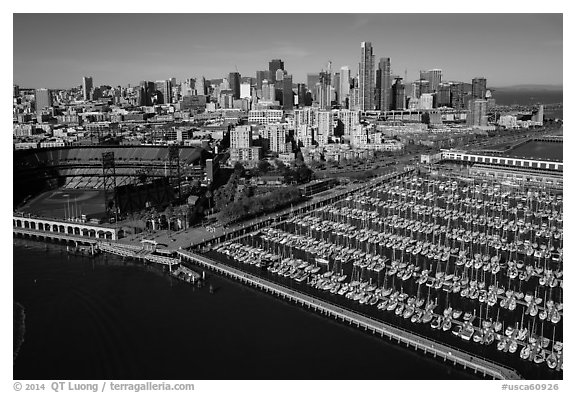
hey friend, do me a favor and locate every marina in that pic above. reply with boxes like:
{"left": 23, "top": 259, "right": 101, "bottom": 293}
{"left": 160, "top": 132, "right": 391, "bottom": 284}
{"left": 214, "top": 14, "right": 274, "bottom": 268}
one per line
{"left": 193, "top": 170, "right": 563, "bottom": 379}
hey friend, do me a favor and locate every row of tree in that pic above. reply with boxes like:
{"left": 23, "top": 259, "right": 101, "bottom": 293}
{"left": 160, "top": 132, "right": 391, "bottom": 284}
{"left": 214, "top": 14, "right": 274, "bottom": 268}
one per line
{"left": 217, "top": 186, "right": 304, "bottom": 226}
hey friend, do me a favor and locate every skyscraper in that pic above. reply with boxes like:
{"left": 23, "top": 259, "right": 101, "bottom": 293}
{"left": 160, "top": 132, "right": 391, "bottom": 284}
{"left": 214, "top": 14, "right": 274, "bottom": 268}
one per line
{"left": 317, "top": 70, "right": 331, "bottom": 110}
{"left": 450, "top": 82, "right": 464, "bottom": 109}
{"left": 269, "top": 59, "right": 284, "bottom": 84}
{"left": 339, "top": 66, "right": 351, "bottom": 107}
{"left": 472, "top": 77, "right": 487, "bottom": 99}
{"left": 195, "top": 76, "right": 207, "bottom": 96}
{"left": 376, "top": 57, "right": 392, "bottom": 111}
{"left": 35, "top": 88, "right": 52, "bottom": 112}
{"left": 467, "top": 99, "right": 488, "bottom": 127}
{"left": 256, "top": 70, "right": 269, "bottom": 91}
{"left": 437, "top": 82, "right": 451, "bottom": 107}
{"left": 392, "top": 78, "right": 405, "bottom": 110}
{"left": 359, "top": 42, "right": 375, "bottom": 111}
{"left": 155, "top": 80, "right": 172, "bottom": 104}
{"left": 283, "top": 75, "right": 294, "bottom": 111}
{"left": 82, "top": 76, "right": 93, "bottom": 101}
{"left": 229, "top": 72, "right": 241, "bottom": 99}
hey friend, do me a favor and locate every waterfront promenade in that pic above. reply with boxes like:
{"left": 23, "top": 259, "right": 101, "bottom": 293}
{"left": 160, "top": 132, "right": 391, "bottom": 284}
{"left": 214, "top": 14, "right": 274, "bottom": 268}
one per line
{"left": 177, "top": 249, "right": 523, "bottom": 380}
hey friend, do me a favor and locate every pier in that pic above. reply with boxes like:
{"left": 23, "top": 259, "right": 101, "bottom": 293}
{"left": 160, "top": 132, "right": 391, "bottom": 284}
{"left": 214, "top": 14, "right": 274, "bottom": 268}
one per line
{"left": 177, "top": 249, "right": 523, "bottom": 380}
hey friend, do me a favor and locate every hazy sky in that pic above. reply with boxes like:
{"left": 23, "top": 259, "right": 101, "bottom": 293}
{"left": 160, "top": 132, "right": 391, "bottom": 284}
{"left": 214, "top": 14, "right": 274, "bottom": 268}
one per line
{"left": 13, "top": 13, "right": 563, "bottom": 89}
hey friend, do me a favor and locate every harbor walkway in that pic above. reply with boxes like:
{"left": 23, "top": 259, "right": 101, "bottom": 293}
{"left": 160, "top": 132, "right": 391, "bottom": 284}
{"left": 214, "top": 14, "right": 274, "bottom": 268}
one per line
{"left": 177, "top": 249, "right": 523, "bottom": 380}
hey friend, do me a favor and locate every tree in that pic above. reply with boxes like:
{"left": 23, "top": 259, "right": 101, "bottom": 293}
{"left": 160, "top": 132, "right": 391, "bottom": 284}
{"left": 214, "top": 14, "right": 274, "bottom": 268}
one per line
{"left": 257, "top": 160, "right": 272, "bottom": 174}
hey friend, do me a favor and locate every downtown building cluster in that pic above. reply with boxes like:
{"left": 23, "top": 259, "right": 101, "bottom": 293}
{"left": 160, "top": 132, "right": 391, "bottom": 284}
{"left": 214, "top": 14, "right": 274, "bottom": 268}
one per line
{"left": 13, "top": 41, "right": 544, "bottom": 165}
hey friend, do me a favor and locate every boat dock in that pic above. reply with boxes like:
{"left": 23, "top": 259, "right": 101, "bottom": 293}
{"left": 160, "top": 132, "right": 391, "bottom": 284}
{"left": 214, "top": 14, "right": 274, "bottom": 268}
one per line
{"left": 177, "top": 249, "right": 523, "bottom": 380}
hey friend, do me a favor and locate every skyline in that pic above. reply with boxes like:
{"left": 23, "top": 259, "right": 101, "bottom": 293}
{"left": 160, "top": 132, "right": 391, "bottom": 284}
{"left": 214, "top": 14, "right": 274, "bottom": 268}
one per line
{"left": 13, "top": 14, "right": 563, "bottom": 89}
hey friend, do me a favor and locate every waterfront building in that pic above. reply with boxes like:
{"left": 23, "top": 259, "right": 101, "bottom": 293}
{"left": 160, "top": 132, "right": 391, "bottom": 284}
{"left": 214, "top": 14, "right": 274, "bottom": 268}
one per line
{"left": 359, "top": 41, "right": 375, "bottom": 111}
{"left": 376, "top": 57, "right": 392, "bottom": 111}
{"left": 82, "top": 76, "right": 93, "bottom": 101}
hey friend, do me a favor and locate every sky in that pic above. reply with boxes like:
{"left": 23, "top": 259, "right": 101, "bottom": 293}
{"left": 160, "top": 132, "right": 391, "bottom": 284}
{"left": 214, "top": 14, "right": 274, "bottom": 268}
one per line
{"left": 13, "top": 13, "right": 563, "bottom": 89}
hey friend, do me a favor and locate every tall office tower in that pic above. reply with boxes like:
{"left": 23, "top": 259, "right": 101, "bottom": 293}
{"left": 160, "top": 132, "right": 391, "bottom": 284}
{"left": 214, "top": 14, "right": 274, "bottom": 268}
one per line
{"left": 282, "top": 75, "right": 294, "bottom": 111}
{"left": 141, "top": 81, "right": 156, "bottom": 106}
{"left": 412, "top": 79, "right": 430, "bottom": 98}
{"left": 392, "top": 78, "right": 405, "bottom": 110}
{"left": 13, "top": 84, "right": 20, "bottom": 97}
{"left": 450, "top": 82, "right": 464, "bottom": 109}
{"left": 275, "top": 69, "right": 285, "bottom": 83}
{"left": 256, "top": 70, "right": 269, "bottom": 90}
{"left": 35, "top": 88, "right": 52, "bottom": 112}
{"left": 437, "top": 82, "right": 451, "bottom": 107}
{"left": 423, "top": 69, "right": 442, "bottom": 92}
{"left": 359, "top": 41, "right": 375, "bottom": 111}
{"left": 155, "top": 80, "right": 172, "bottom": 104}
{"left": 472, "top": 77, "right": 487, "bottom": 99}
{"left": 349, "top": 76, "right": 360, "bottom": 110}
{"left": 307, "top": 73, "right": 320, "bottom": 90}
{"left": 229, "top": 72, "right": 241, "bottom": 99}
{"left": 339, "top": 66, "right": 351, "bottom": 107}
{"left": 269, "top": 59, "right": 284, "bottom": 84}
{"left": 297, "top": 84, "right": 307, "bottom": 107}
{"left": 316, "top": 110, "right": 334, "bottom": 146}
{"left": 231, "top": 125, "right": 253, "bottom": 148}
{"left": 90, "top": 87, "right": 102, "bottom": 101}
{"left": 339, "top": 109, "right": 360, "bottom": 136}
{"left": 332, "top": 73, "right": 340, "bottom": 103}
{"left": 467, "top": 99, "right": 488, "bottom": 127}
{"left": 261, "top": 80, "right": 276, "bottom": 102}
{"left": 82, "top": 76, "right": 93, "bottom": 101}
{"left": 376, "top": 57, "right": 392, "bottom": 111}
{"left": 318, "top": 70, "right": 331, "bottom": 110}
{"left": 180, "top": 79, "right": 195, "bottom": 96}
{"left": 268, "top": 124, "right": 287, "bottom": 153}
{"left": 240, "top": 83, "right": 251, "bottom": 99}
{"left": 195, "top": 76, "right": 207, "bottom": 96}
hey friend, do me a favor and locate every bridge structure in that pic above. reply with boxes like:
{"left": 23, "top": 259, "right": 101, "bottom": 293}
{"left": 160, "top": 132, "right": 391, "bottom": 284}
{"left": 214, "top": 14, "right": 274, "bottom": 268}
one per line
{"left": 177, "top": 249, "right": 523, "bottom": 380}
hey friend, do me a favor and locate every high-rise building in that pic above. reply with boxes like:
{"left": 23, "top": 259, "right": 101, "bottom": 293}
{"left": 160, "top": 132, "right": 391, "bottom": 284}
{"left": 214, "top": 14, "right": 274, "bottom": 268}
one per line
{"left": 229, "top": 72, "right": 241, "bottom": 99}
{"left": 269, "top": 59, "right": 284, "bottom": 84}
{"left": 450, "top": 82, "right": 465, "bottom": 109}
{"left": 195, "top": 77, "right": 207, "bottom": 96}
{"left": 420, "top": 69, "right": 442, "bottom": 92}
{"left": 240, "top": 83, "right": 251, "bottom": 99}
{"left": 13, "top": 84, "right": 19, "bottom": 97}
{"left": 297, "top": 84, "right": 307, "bottom": 107}
{"left": 35, "top": 88, "right": 52, "bottom": 112}
{"left": 282, "top": 75, "right": 294, "bottom": 111}
{"left": 261, "top": 80, "right": 276, "bottom": 102}
{"left": 339, "top": 109, "right": 360, "bottom": 136}
{"left": 82, "top": 76, "right": 93, "bottom": 101}
{"left": 180, "top": 79, "right": 195, "bottom": 97}
{"left": 339, "top": 66, "right": 351, "bottom": 107}
{"left": 359, "top": 42, "right": 375, "bottom": 111}
{"left": 392, "top": 78, "right": 405, "bottom": 110}
{"left": 267, "top": 124, "right": 287, "bottom": 153}
{"left": 256, "top": 71, "right": 269, "bottom": 91}
{"left": 437, "top": 82, "right": 451, "bottom": 107}
{"left": 155, "top": 80, "right": 172, "bottom": 104}
{"left": 316, "top": 110, "right": 333, "bottom": 146}
{"left": 472, "top": 77, "right": 487, "bottom": 99}
{"left": 140, "top": 81, "right": 155, "bottom": 106}
{"left": 412, "top": 79, "right": 430, "bottom": 98}
{"left": 376, "top": 57, "right": 392, "bottom": 111}
{"left": 467, "top": 99, "right": 488, "bottom": 127}
{"left": 317, "top": 70, "right": 331, "bottom": 110}
{"left": 231, "top": 125, "right": 253, "bottom": 148}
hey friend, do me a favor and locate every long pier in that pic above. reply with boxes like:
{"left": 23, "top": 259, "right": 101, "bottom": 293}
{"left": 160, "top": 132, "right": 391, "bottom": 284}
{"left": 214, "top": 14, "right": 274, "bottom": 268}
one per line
{"left": 177, "top": 249, "right": 523, "bottom": 380}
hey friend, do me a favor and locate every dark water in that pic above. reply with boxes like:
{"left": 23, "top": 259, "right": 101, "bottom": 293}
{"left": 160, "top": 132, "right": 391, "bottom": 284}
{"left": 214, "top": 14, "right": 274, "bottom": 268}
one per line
{"left": 13, "top": 240, "right": 476, "bottom": 380}
{"left": 492, "top": 91, "right": 562, "bottom": 106}
{"left": 507, "top": 141, "right": 563, "bottom": 161}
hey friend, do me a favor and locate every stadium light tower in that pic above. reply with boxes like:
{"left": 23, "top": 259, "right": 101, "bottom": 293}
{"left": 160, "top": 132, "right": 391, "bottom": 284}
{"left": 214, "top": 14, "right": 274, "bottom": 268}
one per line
{"left": 102, "top": 152, "right": 118, "bottom": 222}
